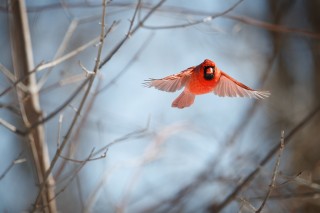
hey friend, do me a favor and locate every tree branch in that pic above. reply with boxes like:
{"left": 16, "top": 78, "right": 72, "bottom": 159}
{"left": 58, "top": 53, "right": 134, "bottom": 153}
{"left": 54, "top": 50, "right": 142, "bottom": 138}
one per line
{"left": 9, "top": 0, "right": 57, "bottom": 212}
{"left": 208, "top": 105, "right": 320, "bottom": 212}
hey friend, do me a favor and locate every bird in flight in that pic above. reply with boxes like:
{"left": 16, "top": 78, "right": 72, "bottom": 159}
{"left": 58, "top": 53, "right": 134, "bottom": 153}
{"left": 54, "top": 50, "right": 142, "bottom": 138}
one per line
{"left": 144, "top": 59, "right": 270, "bottom": 109}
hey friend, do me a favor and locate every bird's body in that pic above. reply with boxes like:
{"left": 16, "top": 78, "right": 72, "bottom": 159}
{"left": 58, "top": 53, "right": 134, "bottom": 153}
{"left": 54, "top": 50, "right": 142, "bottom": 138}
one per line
{"left": 145, "top": 59, "right": 270, "bottom": 109}
{"left": 187, "top": 63, "right": 221, "bottom": 94}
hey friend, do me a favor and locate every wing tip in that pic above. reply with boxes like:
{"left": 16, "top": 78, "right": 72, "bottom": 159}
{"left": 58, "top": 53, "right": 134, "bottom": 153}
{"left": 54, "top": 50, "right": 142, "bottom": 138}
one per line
{"left": 142, "top": 78, "right": 156, "bottom": 88}
{"left": 254, "top": 90, "right": 271, "bottom": 99}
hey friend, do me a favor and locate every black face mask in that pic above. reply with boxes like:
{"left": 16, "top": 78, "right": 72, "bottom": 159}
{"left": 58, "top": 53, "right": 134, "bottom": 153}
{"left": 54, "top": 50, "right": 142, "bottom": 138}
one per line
{"left": 204, "top": 66, "right": 215, "bottom": 80}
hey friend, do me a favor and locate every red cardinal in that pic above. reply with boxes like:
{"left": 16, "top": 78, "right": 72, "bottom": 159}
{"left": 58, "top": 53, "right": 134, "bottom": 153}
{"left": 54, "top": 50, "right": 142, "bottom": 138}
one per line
{"left": 144, "top": 59, "right": 270, "bottom": 108}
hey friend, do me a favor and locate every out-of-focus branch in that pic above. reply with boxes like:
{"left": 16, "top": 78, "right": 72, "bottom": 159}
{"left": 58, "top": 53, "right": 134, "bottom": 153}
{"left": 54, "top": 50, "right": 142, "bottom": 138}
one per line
{"left": 27, "top": 78, "right": 90, "bottom": 132}
{"left": 97, "top": 32, "right": 154, "bottom": 93}
{"left": 32, "top": 0, "right": 108, "bottom": 210}
{"left": 0, "top": 151, "right": 25, "bottom": 180}
{"left": 108, "top": 3, "right": 320, "bottom": 40}
{"left": 226, "top": 14, "right": 320, "bottom": 40}
{"left": 0, "top": 20, "right": 118, "bottom": 100}
{"left": 99, "top": 0, "right": 166, "bottom": 68}
{"left": 0, "top": 118, "right": 25, "bottom": 136}
{"left": 256, "top": 130, "right": 285, "bottom": 213}
{"left": 9, "top": 0, "right": 57, "bottom": 212}
{"left": 49, "top": 149, "right": 95, "bottom": 202}
{"left": 141, "top": 0, "right": 244, "bottom": 29}
{"left": 0, "top": 102, "right": 21, "bottom": 115}
{"left": 0, "top": 63, "right": 28, "bottom": 92}
{"left": 0, "top": 62, "right": 43, "bottom": 97}
{"left": 208, "top": 105, "right": 320, "bottom": 212}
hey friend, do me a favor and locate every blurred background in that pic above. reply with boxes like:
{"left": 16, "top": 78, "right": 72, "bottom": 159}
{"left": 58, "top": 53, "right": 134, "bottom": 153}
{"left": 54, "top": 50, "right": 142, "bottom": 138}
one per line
{"left": 0, "top": 0, "right": 320, "bottom": 212}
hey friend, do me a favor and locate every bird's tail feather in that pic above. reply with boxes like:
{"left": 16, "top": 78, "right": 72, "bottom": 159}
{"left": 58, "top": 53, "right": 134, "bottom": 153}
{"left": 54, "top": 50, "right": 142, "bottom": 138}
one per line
{"left": 171, "top": 91, "right": 195, "bottom": 109}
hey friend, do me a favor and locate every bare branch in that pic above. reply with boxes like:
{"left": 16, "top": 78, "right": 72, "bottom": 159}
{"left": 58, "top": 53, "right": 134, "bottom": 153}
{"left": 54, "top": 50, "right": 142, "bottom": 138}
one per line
{"left": 57, "top": 114, "right": 63, "bottom": 149}
{"left": 91, "top": 120, "right": 150, "bottom": 158}
{"left": 0, "top": 151, "right": 25, "bottom": 180}
{"left": 58, "top": 149, "right": 107, "bottom": 163}
{"left": 142, "top": 0, "right": 244, "bottom": 29}
{"left": 9, "top": 0, "right": 57, "bottom": 211}
{"left": 238, "top": 197, "right": 257, "bottom": 213}
{"left": 98, "top": 32, "right": 154, "bottom": 93}
{"left": 0, "top": 102, "right": 21, "bottom": 115}
{"left": 208, "top": 105, "right": 320, "bottom": 212}
{"left": 250, "top": 191, "right": 320, "bottom": 201}
{"left": 0, "top": 62, "right": 44, "bottom": 97}
{"left": 36, "top": 36, "right": 99, "bottom": 73}
{"left": 0, "top": 118, "right": 26, "bottom": 136}
{"left": 226, "top": 14, "right": 320, "bottom": 40}
{"left": 99, "top": 0, "right": 167, "bottom": 68}
{"left": 27, "top": 78, "right": 90, "bottom": 133}
{"left": 126, "top": 0, "right": 141, "bottom": 37}
{"left": 0, "top": 63, "right": 28, "bottom": 92}
{"left": 131, "top": 3, "right": 320, "bottom": 39}
{"left": 256, "top": 130, "right": 285, "bottom": 213}
{"left": 43, "top": 149, "right": 96, "bottom": 208}
{"left": 33, "top": 0, "right": 108, "bottom": 209}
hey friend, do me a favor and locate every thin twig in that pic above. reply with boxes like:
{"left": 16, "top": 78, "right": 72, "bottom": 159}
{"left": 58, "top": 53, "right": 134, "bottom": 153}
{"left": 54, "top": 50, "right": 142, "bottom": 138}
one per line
{"left": 1, "top": 2, "right": 101, "bottom": 13}
{"left": 138, "top": 4, "right": 320, "bottom": 39}
{"left": 238, "top": 197, "right": 257, "bottom": 213}
{"left": 84, "top": 119, "right": 151, "bottom": 213}
{"left": 27, "top": 78, "right": 90, "bottom": 134}
{"left": 40, "top": 73, "right": 85, "bottom": 94}
{"left": 91, "top": 123, "right": 149, "bottom": 158}
{"left": 48, "top": 149, "right": 95, "bottom": 202}
{"left": 0, "top": 102, "right": 21, "bottom": 115}
{"left": 0, "top": 118, "right": 26, "bottom": 136}
{"left": 226, "top": 14, "right": 320, "bottom": 40}
{"left": 6, "top": 2, "right": 320, "bottom": 39}
{"left": 97, "top": 32, "right": 154, "bottom": 93}
{"left": 52, "top": 77, "right": 102, "bottom": 180}
{"left": 118, "top": 123, "right": 189, "bottom": 213}
{"left": 0, "top": 63, "right": 28, "bottom": 92}
{"left": 36, "top": 20, "right": 119, "bottom": 73}
{"left": 0, "top": 62, "right": 44, "bottom": 97}
{"left": 36, "top": 36, "right": 99, "bottom": 72}
{"left": 0, "top": 151, "right": 25, "bottom": 180}
{"left": 0, "top": 21, "right": 118, "bottom": 99}
{"left": 58, "top": 150, "right": 107, "bottom": 163}
{"left": 126, "top": 0, "right": 141, "bottom": 37}
{"left": 76, "top": 175, "right": 85, "bottom": 212}
{"left": 37, "top": 19, "right": 80, "bottom": 90}
{"left": 57, "top": 114, "right": 63, "bottom": 149}
{"left": 142, "top": 0, "right": 244, "bottom": 29}
{"left": 99, "top": 0, "right": 167, "bottom": 68}
{"left": 293, "top": 176, "right": 320, "bottom": 190}
{"left": 250, "top": 191, "right": 320, "bottom": 201}
{"left": 256, "top": 130, "right": 285, "bottom": 213}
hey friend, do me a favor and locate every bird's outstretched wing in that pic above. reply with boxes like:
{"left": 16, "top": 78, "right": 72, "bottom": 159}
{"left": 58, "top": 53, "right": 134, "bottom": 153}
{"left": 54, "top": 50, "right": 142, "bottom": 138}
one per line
{"left": 213, "top": 72, "right": 270, "bottom": 99}
{"left": 144, "top": 67, "right": 195, "bottom": 92}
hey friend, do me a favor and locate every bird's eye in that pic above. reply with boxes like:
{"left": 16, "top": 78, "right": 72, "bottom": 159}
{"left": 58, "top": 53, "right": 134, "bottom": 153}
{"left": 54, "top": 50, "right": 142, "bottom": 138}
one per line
{"left": 204, "top": 66, "right": 215, "bottom": 80}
